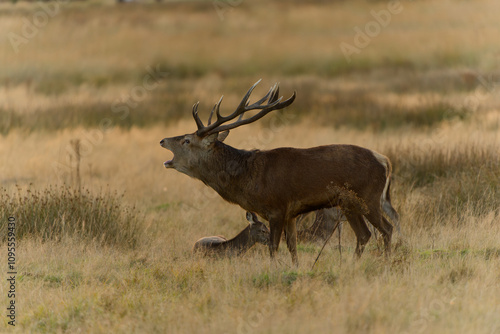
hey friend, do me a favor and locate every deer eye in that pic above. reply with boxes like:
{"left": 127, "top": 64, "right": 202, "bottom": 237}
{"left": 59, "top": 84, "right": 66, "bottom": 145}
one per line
{"left": 182, "top": 139, "right": 191, "bottom": 145}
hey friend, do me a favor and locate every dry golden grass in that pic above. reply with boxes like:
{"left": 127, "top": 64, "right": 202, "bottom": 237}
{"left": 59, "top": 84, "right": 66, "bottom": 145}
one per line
{"left": 1, "top": 0, "right": 500, "bottom": 333}
{"left": 10, "top": 225, "right": 500, "bottom": 333}
{"left": 1, "top": 117, "right": 500, "bottom": 333}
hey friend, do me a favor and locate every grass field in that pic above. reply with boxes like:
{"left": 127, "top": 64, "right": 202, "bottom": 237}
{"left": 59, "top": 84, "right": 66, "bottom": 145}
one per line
{"left": 1, "top": 0, "right": 500, "bottom": 333}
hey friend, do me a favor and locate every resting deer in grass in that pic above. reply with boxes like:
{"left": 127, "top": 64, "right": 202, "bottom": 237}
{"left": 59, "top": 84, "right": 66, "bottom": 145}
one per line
{"left": 297, "top": 188, "right": 401, "bottom": 243}
{"left": 160, "top": 80, "right": 398, "bottom": 266}
{"left": 297, "top": 208, "right": 346, "bottom": 243}
{"left": 193, "top": 212, "right": 270, "bottom": 257}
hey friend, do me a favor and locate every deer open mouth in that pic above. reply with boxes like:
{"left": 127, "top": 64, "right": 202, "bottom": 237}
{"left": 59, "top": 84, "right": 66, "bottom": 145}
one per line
{"left": 160, "top": 138, "right": 176, "bottom": 168}
{"left": 164, "top": 156, "right": 174, "bottom": 168}
{"left": 163, "top": 150, "right": 175, "bottom": 168}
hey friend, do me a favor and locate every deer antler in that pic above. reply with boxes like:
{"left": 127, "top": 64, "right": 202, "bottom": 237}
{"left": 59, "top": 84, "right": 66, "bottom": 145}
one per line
{"left": 192, "top": 80, "right": 296, "bottom": 137}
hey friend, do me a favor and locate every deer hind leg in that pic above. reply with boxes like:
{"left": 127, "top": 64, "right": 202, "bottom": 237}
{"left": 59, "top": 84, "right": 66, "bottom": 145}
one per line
{"left": 364, "top": 206, "right": 393, "bottom": 254}
{"left": 345, "top": 212, "right": 371, "bottom": 258}
{"left": 284, "top": 218, "right": 299, "bottom": 267}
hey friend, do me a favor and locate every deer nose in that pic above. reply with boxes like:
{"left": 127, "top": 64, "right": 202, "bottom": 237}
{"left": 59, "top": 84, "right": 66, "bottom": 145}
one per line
{"left": 160, "top": 139, "right": 164, "bottom": 146}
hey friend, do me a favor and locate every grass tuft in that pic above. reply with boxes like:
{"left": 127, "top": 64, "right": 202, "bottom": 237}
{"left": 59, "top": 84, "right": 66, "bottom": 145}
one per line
{"left": 0, "top": 185, "right": 142, "bottom": 248}
{"left": 387, "top": 143, "right": 500, "bottom": 222}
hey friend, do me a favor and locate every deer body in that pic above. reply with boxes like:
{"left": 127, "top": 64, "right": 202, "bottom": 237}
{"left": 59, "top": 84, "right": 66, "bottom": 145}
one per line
{"left": 208, "top": 145, "right": 382, "bottom": 211}
{"left": 161, "top": 81, "right": 398, "bottom": 266}
{"left": 193, "top": 212, "right": 270, "bottom": 257}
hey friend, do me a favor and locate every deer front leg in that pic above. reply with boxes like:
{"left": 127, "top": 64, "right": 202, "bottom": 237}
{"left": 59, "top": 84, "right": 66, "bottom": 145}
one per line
{"left": 284, "top": 219, "right": 299, "bottom": 267}
{"left": 268, "top": 217, "right": 285, "bottom": 260}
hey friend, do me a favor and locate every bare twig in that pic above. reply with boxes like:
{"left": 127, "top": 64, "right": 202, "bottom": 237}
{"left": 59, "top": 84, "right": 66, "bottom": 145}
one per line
{"left": 70, "top": 139, "right": 81, "bottom": 193}
{"left": 311, "top": 219, "right": 341, "bottom": 270}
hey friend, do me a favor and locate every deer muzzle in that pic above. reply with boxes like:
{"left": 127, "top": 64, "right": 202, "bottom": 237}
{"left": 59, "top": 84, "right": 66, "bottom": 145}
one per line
{"left": 160, "top": 138, "right": 175, "bottom": 168}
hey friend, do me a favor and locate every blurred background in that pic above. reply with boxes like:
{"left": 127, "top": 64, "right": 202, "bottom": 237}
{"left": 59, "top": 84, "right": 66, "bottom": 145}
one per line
{"left": 1, "top": 0, "right": 499, "bottom": 133}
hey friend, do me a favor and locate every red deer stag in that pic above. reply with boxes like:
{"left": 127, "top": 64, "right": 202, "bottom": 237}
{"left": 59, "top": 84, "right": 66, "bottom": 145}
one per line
{"left": 193, "top": 212, "right": 270, "bottom": 257}
{"left": 160, "top": 80, "right": 398, "bottom": 266}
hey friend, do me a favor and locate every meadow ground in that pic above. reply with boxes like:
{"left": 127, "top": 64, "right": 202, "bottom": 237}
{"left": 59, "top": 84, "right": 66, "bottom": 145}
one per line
{"left": 1, "top": 0, "right": 500, "bottom": 333}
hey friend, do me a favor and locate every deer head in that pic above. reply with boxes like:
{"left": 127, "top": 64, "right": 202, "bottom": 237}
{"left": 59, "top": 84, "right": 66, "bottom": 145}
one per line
{"left": 246, "top": 211, "right": 270, "bottom": 246}
{"left": 159, "top": 80, "right": 296, "bottom": 180}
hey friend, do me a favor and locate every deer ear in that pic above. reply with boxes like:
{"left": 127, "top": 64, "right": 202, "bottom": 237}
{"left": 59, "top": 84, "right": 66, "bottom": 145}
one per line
{"left": 217, "top": 130, "right": 229, "bottom": 142}
{"left": 246, "top": 211, "right": 254, "bottom": 225}
{"left": 201, "top": 133, "right": 219, "bottom": 147}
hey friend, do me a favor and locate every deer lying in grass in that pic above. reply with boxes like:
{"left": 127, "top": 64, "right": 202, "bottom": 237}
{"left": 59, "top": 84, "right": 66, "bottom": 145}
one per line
{"left": 297, "top": 192, "right": 401, "bottom": 244}
{"left": 193, "top": 212, "right": 270, "bottom": 257}
{"left": 161, "top": 80, "right": 399, "bottom": 266}
{"left": 297, "top": 208, "right": 345, "bottom": 243}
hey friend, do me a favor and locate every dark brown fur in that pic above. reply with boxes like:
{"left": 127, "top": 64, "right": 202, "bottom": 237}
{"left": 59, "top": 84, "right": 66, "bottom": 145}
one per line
{"left": 160, "top": 82, "right": 398, "bottom": 266}
{"left": 162, "top": 136, "right": 396, "bottom": 265}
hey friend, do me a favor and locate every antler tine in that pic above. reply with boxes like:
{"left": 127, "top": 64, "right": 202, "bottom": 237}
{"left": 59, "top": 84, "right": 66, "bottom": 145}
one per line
{"left": 214, "top": 95, "right": 224, "bottom": 121}
{"left": 207, "top": 105, "right": 215, "bottom": 125}
{"left": 243, "top": 83, "right": 282, "bottom": 112}
{"left": 207, "top": 104, "right": 216, "bottom": 125}
{"left": 207, "top": 95, "right": 223, "bottom": 126}
{"left": 195, "top": 80, "right": 296, "bottom": 137}
{"left": 241, "top": 84, "right": 275, "bottom": 110}
{"left": 210, "top": 91, "right": 296, "bottom": 134}
{"left": 192, "top": 102, "right": 204, "bottom": 130}
{"left": 234, "top": 79, "right": 262, "bottom": 111}
{"left": 268, "top": 84, "right": 280, "bottom": 104}
{"left": 217, "top": 81, "right": 274, "bottom": 123}
{"left": 244, "top": 84, "right": 275, "bottom": 109}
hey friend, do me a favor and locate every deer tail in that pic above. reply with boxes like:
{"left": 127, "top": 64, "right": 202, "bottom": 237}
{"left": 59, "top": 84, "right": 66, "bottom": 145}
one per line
{"left": 381, "top": 158, "right": 401, "bottom": 236}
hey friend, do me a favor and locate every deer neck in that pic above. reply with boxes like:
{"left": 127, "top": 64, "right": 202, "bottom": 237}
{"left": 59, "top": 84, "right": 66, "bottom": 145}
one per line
{"left": 222, "top": 225, "right": 254, "bottom": 256}
{"left": 196, "top": 142, "right": 256, "bottom": 203}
